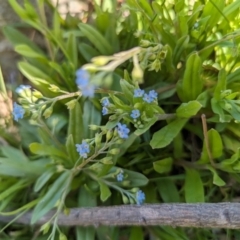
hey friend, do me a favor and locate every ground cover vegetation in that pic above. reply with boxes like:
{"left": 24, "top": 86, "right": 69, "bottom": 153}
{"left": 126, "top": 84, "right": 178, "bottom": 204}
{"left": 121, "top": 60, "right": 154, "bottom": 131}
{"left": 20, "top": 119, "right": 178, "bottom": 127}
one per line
{"left": 1, "top": 0, "right": 240, "bottom": 239}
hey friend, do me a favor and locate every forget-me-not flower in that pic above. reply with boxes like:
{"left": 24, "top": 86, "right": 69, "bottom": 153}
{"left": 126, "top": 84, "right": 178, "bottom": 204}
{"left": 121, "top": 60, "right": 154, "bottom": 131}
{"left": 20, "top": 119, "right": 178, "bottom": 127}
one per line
{"left": 130, "top": 109, "right": 140, "bottom": 119}
{"left": 134, "top": 89, "right": 145, "bottom": 97}
{"left": 117, "top": 171, "right": 124, "bottom": 182}
{"left": 149, "top": 90, "right": 158, "bottom": 99}
{"left": 12, "top": 102, "right": 25, "bottom": 121}
{"left": 143, "top": 90, "right": 158, "bottom": 103}
{"left": 75, "top": 68, "right": 95, "bottom": 98}
{"left": 15, "top": 85, "right": 31, "bottom": 94}
{"left": 76, "top": 140, "right": 90, "bottom": 158}
{"left": 136, "top": 190, "right": 145, "bottom": 205}
{"left": 116, "top": 123, "right": 130, "bottom": 139}
{"left": 102, "top": 98, "right": 110, "bottom": 107}
{"left": 143, "top": 93, "right": 152, "bottom": 103}
{"left": 102, "top": 107, "right": 108, "bottom": 116}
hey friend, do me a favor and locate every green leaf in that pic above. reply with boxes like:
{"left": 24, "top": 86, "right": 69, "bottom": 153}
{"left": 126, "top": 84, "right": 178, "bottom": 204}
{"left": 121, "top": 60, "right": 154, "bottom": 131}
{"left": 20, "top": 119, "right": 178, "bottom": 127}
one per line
{"left": 211, "top": 98, "right": 229, "bottom": 122}
{"left": 198, "top": 128, "right": 223, "bottom": 163}
{"left": 0, "top": 66, "right": 7, "bottom": 95}
{"left": 99, "top": 182, "right": 111, "bottom": 202}
{"left": 34, "top": 167, "right": 55, "bottom": 192}
{"left": 0, "top": 179, "right": 28, "bottom": 201}
{"left": 31, "top": 171, "right": 71, "bottom": 224}
{"left": 66, "top": 33, "right": 78, "bottom": 68}
{"left": 68, "top": 101, "right": 84, "bottom": 144}
{"left": 1, "top": 146, "right": 28, "bottom": 163}
{"left": 179, "top": 53, "right": 203, "bottom": 101}
{"left": 78, "top": 43, "right": 99, "bottom": 62}
{"left": 157, "top": 179, "right": 180, "bottom": 203}
{"left": 15, "top": 45, "right": 46, "bottom": 59}
{"left": 150, "top": 118, "right": 188, "bottom": 149}
{"left": 3, "top": 26, "right": 43, "bottom": 53}
{"left": 18, "top": 62, "right": 50, "bottom": 86}
{"left": 214, "top": 69, "right": 226, "bottom": 100}
{"left": 172, "top": 35, "right": 189, "bottom": 65}
{"left": 208, "top": 166, "right": 225, "bottom": 186}
{"left": 66, "top": 134, "right": 79, "bottom": 164}
{"left": 120, "top": 79, "right": 135, "bottom": 102}
{"left": 153, "top": 157, "right": 173, "bottom": 174}
{"left": 201, "top": 0, "right": 225, "bottom": 30}
{"left": 185, "top": 168, "right": 204, "bottom": 203}
{"left": 176, "top": 100, "right": 202, "bottom": 118}
{"left": 78, "top": 23, "right": 113, "bottom": 55}
{"left": 121, "top": 169, "right": 149, "bottom": 187}
{"left": 29, "top": 143, "right": 68, "bottom": 159}
{"left": 130, "top": 227, "right": 144, "bottom": 240}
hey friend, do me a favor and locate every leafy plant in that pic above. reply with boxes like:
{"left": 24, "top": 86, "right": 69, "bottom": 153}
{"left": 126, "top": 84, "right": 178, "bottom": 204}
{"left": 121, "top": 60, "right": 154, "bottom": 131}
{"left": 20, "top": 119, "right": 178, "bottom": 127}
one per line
{"left": 1, "top": 0, "right": 240, "bottom": 239}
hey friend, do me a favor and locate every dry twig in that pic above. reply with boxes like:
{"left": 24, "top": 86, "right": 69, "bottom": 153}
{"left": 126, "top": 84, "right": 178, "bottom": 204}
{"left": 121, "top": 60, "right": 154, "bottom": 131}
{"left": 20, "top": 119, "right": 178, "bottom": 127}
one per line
{"left": 1, "top": 203, "right": 240, "bottom": 229}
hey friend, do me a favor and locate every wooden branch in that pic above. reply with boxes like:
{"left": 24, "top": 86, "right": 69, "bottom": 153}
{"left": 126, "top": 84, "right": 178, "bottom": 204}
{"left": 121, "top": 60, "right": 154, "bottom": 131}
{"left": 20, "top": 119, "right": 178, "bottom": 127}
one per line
{"left": 1, "top": 203, "right": 240, "bottom": 229}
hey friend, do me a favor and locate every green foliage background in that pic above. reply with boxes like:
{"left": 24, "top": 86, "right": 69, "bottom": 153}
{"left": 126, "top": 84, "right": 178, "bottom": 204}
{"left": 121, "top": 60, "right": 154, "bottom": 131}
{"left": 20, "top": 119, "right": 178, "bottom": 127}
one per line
{"left": 1, "top": 0, "right": 240, "bottom": 239}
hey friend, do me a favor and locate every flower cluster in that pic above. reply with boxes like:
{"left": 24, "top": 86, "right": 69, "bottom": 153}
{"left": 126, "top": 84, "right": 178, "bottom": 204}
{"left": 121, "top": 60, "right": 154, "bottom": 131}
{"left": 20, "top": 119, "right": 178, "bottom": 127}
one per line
{"left": 75, "top": 69, "right": 95, "bottom": 98}
{"left": 116, "top": 123, "right": 130, "bottom": 139}
{"left": 76, "top": 141, "right": 90, "bottom": 158}
{"left": 12, "top": 102, "right": 25, "bottom": 121}
{"left": 134, "top": 88, "right": 158, "bottom": 103}
{"left": 101, "top": 98, "right": 110, "bottom": 116}
{"left": 136, "top": 190, "right": 145, "bottom": 205}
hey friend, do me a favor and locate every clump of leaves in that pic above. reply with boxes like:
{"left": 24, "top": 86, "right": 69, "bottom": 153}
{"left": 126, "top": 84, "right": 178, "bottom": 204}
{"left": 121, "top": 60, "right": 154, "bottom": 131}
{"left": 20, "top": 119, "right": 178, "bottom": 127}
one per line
{"left": 2, "top": 0, "right": 240, "bottom": 239}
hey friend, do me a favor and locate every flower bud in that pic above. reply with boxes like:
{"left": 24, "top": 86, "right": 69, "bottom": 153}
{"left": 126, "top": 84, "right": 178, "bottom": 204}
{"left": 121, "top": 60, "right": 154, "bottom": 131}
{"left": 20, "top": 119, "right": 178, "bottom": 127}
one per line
{"left": 59, "top": 233, "right": 68, "bottom": 240}
{"left": 43, "top": 106, "right": 53, "bottom": 118}
{"left": 65, "top": 99, "right": 77, "bottom": 110}
{"left": 122, "top": 180, "right": 130, "bottom": 186}
{"left": 140, "top": 39, "right": 152, "bottom": 47}
{"left": 40, "top": 222, "right": 51, "bottom": 234}
{"left": 32, "top": 90, "right": 43, "bottom": 99}
{"left": 224, "top": 103, "right": 232, "bottom": 111}
{"left": 89, "top": 125, "right": 99, "bottom": 130}
{"left": 109, "top": 148, "right": 120, "bottom": 155}
{"left": 100, "top": 157, "right": 113, "bottom": 164}
{"left": 148, "top": 53, "right": 156, "bottom": 60}
{"left": 116, "top": 139, "right": 124, "bottom": 144}
{"left": 106, "top": 130, "right": 113, "bottom": 141}
{"left": 131, "top": 188, "right": 139, "bottom": 193}
{"left": 49, "top": 84, "right": 60, "bottom": 92}
{"left": 132, "top": 65, "right": 144, "bottom": 84}
{"left": 64, "top": 207, "right": 70, "bottom": 215}
{"left": 91, "top": 56, "right": 112, "bottom": 66}
{"left": 56, "top": 165, "right": 64, "bottom": 172}
{"left": 149, "top": 59, "right": 161, "bottom": 72}
{"left": 95, "top": 133, "right": 102, "bottom": 145}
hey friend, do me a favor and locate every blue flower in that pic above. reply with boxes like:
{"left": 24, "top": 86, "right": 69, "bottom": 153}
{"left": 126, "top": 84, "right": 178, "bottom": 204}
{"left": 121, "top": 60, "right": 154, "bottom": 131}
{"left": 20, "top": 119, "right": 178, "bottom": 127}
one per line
{"left": 75, "top": 69, "right": 90, "bottom": 87}
{"left": 80, "top": 85, "right": 95, "bottom": 98}
{"left": 134, "top": 89, "right": 145, "bottom": 97}
{"left": 15, "top": 85, "right": 31, "bottom": 94}
{"left": 130, "top": 109, "right": 140, "bottom": 119}
{"left": 136, "top": 190, "right": 145, "bottom": 205}
{"left": 143, "top": 90, "right": 158, "bottom": 103}
{"left": 75, "top": 68, "right": 95, "bottom": 98}
{"left": 143, "top": 93, "right": 152, "bottom": 103}
{"left": 149, "top": 90, "right": 158, "bottom": 99}
{"left": 117, "top": 171, "right": 124, "bottom": 182}
{"left": 102, "top": 98, "right": 110, "bottom": 107}
{"left": 102, "top": 107, "right": 108, "bottom": 116}
{"left": 12, "top": 102, "right": 25, "bottom": 121}
{"left": 76, "top": 141, "right": 90, "bottom": 158}
{"left": 116, "top": 123, "right": 130, "bottom": 139}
